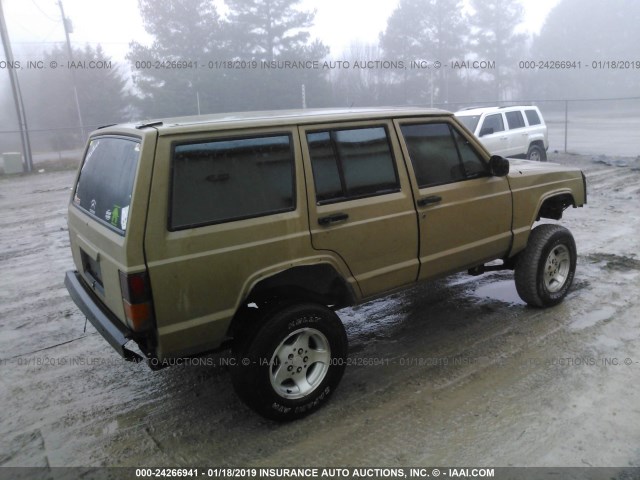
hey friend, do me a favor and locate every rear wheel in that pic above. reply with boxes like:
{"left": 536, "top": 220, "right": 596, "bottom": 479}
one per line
{"left": 527, "top": 144, "right": 547, "bottom": 162}
{"left": 515, "top": 224, "right": 576, "bottom": 307}
{"left": 231, "top": 303, "right": 348, "bottom": 421}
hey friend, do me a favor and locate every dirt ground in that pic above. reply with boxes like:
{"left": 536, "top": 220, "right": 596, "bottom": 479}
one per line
{"left": 1, "top": 153, "right": 639, "bottom": 470}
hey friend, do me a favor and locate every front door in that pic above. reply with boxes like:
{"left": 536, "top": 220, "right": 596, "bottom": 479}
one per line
{"left": 478, "top": 112, "right": 509, "bottom": 156}
{"left": 394, "top": 118, "right": 513, "bottom": 279}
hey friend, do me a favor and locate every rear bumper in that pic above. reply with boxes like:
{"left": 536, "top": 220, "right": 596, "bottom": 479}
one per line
{"left": 64, "top": 270, "right": 143, "bottom": 362}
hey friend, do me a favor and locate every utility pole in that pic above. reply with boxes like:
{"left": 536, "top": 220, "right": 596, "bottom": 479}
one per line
{"left": 0, "top": 0, "right": 33, "bottom": 172}
{"left": 57, "top": 0, "right": 85, "bottom": 140}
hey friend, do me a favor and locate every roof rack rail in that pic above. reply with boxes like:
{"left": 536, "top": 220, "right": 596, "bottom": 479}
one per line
{"left": 135, "top": 121, "right": 163, "bottom": 129}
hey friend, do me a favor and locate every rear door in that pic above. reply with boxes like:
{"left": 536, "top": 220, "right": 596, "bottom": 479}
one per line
{"left": 394, "top": 117, "right": 513, "bottom": 279}
{"left": 68, "top": 131, "right": 156, "bottom": 327}
{"left": 299, "top": 120, "right": 419, "bottom": 298}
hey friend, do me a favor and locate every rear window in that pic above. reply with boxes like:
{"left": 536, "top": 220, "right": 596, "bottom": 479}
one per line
{"left": 73, "top": 136, "right": 140, "bottom": 234}
{"left": 170, "top": 134, "right": 295, "bottom": 230}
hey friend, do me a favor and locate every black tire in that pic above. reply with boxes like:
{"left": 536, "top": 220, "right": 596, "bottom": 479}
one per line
{"left": 515, "top": 224, "right": 577, "bottom": 308}
{"left": 527, "top": 143, "right": 547, "bottom": 162}
{"left": 230, "top": 303, "right": 348, "bottom": 421}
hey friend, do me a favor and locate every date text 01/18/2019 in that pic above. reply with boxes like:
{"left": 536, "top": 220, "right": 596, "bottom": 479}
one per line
{"left": 519, "top": 60, "right": 640, "bottom": 70}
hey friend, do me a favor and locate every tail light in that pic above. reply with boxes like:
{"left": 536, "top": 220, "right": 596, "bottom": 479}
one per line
{"left": 119, "top": 270, "right": 154, "bottom": 332}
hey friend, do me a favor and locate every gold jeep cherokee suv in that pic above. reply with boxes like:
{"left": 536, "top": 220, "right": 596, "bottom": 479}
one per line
{"left": 65, "top": 107, "right": 587, "bottom": 420}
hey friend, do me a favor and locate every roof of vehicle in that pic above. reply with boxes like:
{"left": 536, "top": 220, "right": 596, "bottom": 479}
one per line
{"left": 96, "top": 107, "right": 453, "bottom": 137}
{"left": 455, "top": 105, "right": 541, "bottom": 116}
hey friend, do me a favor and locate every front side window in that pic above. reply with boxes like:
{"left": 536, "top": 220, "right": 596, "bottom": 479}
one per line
{"left": 451, "top": 128, "right": 488, "bottom": 179}
{"left": 505, "top": 111, "right": 526, "bottom": 129}
{"left": 74, "top": 136, "right": 140, "bottom": 234}
{"left": 307, "top": 126, "right": 399, "bottom": 204}
{"left": 400, "top": 123, "right": 487, "bottom": 188}
{"left": 481, "top": 114, "right": 505, "bottom": 135}
{"left": 456, "top": 115, "right": 480, "bottom": 133}
{"left": 170, "top": 134, "right": 294, "bottom": 230}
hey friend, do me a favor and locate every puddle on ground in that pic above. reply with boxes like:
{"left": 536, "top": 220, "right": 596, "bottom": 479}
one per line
{"left": 473, "top": 280, "right": 525, "bottom": 305}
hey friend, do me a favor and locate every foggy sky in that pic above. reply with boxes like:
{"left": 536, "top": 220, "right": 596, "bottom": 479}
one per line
{"left": 2, "top": 0, "right": 560, "bottom": 61}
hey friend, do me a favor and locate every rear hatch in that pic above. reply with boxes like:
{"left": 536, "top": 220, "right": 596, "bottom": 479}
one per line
{"left": 67, "top": 129, "right": 157, "bottom": 332}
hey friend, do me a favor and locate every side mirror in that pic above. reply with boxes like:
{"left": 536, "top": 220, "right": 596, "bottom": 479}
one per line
{"left": 479, "top": 127, "right": 494, "bottom": 137}
{"left": 489, "top": 155, "right": 510, "bottom": 177}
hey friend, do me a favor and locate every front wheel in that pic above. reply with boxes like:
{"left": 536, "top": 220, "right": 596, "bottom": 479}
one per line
{"left": 515, "top": 224, "right": 577, "bottom": 307}
{"left": 231, "top": 303, "right": 348, "bottom": 421}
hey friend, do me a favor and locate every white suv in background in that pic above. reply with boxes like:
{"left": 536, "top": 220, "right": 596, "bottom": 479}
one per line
{"left": 455, "top": 106, "right": 549, "bottom": 161}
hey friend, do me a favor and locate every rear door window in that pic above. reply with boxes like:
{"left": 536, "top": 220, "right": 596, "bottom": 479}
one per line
{"left": 306, "top": 126, "right": 399, "bottom": 204}
{"left": 73, "top": 136, "right": 140, "bottom": 234}
{"left": 170, "top": 134, "right": 295, "bottom": 230}
{"left": 505, "top": 111, "right": 526, "bottom": 129}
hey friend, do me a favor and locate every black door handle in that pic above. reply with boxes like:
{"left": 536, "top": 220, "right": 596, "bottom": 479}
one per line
{"left": 417, "top": 195, "right": 442, "bottom": 207}
{"left": 318, "top": 213, "right": 349, "bottom": 226}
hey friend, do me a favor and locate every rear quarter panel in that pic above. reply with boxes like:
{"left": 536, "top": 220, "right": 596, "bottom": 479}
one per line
{"left": 142, "top": 126, "right": 355, "bottom": 359}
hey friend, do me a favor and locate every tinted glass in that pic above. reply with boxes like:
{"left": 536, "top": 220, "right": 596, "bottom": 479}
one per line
{"left": 451, "top": 128, "right": 487, "bottom": 178}
{"left": 74, "top": 136, "right": 140, "bottom": 234}
{"left": 482, "top": 114, "right": 504, "bottom": 134}
{"left": 307, "top": 127, "right": 399, "bottom": 203}
{"left": 171, "top": 135, "right": 294, "bottom": 229}
{"left": 307, "top": 132, "right": 343, "bottom": 202}
{"left": 525, "top": 109, "right": 541, "bottom": 125}
{"left": 400, "top": 123, "right": 465, "bottom": 187}
{"left": 505, "top": 111, "right": 526, "bottom": 129}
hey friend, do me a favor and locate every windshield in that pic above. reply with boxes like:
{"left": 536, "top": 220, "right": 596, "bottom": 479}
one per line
{"left": 456, "top": 115, "right": 481, "bottom": 133}
{"left": 73, "top": 136, "right": 140, "bottom": 234}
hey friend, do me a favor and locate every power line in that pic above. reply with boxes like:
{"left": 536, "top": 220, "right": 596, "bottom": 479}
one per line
{"left": 29, "top": 0, "right": 58, "bottom": 22}
{"left": 57, "top": 0, "right": 85, "bottom": 137}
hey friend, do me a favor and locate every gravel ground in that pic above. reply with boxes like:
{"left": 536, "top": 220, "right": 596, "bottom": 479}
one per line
{"left": 0, "top": 153, "right": 639, "bottom": 471}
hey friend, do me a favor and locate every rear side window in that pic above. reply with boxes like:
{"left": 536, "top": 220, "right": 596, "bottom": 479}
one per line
{"left": 170, "top": 134, "right": 294, "bottom": 230}
{"left": 505, "top": 111, "right": 525, "bottom": 129}
{"left": 73, "top": 136, "right": 140, "bottom": 234}
{"left": 307, "top": 126, "right": 399, "bottom": 204}
{"left": 525, "top": 109, "right": 541, "bottom": 125}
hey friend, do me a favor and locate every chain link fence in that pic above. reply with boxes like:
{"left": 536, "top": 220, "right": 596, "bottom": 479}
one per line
{"left": 0, "top": 125, "right": 92, "bottom": 173}
{"left": 2, "top": 97, "right": 639, "bottom": 174}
